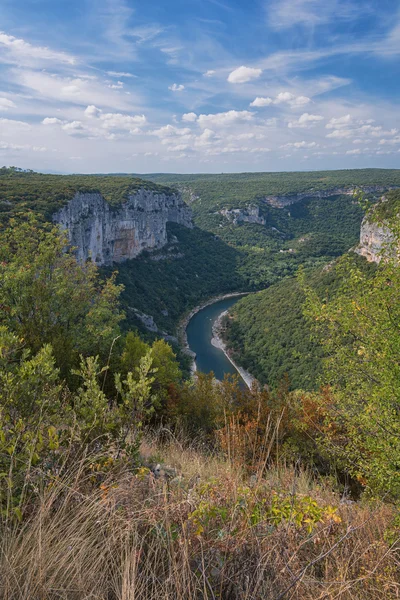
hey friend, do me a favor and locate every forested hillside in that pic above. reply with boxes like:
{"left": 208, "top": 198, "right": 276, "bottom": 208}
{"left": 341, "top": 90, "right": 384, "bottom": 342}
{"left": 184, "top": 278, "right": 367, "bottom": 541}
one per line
{"left": 143, "top": 169, "right": 399, "bottom": 290}
{"left": 224, "top": 254, "right": 376, "bottom": 390}
{"left": 0, "top": 166, "right": 173, "bottom": 223}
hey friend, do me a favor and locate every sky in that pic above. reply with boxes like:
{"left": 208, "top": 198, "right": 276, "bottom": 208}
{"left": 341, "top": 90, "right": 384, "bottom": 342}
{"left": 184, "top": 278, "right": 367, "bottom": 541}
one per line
{"left": 0, "top": 0, "right": 399, "bottom": 174}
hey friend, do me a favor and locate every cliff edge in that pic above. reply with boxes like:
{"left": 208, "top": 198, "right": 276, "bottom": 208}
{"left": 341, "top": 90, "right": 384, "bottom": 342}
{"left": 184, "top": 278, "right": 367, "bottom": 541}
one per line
{"left": 53, "top": 188, "right": 192, "bottom": 265}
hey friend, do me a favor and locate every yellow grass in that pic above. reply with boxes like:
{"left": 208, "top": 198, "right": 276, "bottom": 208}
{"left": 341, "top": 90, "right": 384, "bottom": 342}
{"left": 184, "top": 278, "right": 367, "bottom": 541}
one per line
{"left": 0, "top": 434, "right": 398, "bottom": 600}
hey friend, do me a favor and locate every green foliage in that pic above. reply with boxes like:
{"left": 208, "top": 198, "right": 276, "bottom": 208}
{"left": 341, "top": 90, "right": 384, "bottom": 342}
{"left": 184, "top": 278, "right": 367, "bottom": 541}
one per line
{"left": 0, "top": 167, "right": 174, "bottom": 223}
{"left": 0, "top": 324, "right": 159, "bottom": 518}
{"left": 0, "top": 214, "right": 125, "bottom": 379}
{"left": 303, "top": 250, "right": 400, "bottom": 497}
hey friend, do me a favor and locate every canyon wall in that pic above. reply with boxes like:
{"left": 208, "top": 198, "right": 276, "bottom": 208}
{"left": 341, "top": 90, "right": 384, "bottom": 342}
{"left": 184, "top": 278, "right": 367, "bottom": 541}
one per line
{"left": 263, "top": 185, "right": 397, "bottom": 208}
{"left": 53, "top": 188, "right": 192, "bottom": 265}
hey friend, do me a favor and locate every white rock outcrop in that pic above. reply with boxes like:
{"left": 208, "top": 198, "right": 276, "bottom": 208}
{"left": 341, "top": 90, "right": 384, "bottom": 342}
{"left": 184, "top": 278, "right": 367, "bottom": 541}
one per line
{"left": 264, "top": 185, "right": 397, "bottom": 208}
{"left": 220, "top": 204, "right": 265, "bottom": 225}
{"left": 357, "top": 217, "right": 394, "bottom": 263}
{"left": 53, "top": 189, "right": 192, "bottom": 265}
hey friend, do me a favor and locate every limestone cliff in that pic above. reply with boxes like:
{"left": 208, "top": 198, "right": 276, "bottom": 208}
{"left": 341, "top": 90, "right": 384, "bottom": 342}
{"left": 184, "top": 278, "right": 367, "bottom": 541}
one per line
{"left": 264, "top": 185, "right": 397, "bottom": 208}
{"left": 53, "top": 188, "right": 192, "bottom": 265}
{"left": 219, "top": 204, "right": 266, "bottom": 225}
{"left": 357, "top": 217, "right": 393, "bottom": 263}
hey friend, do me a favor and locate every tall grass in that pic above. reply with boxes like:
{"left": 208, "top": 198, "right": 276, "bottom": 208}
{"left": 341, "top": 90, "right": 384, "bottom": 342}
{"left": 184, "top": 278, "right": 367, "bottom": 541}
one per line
{"left": 0, "top": 433, "right": 398, "bottom": 600}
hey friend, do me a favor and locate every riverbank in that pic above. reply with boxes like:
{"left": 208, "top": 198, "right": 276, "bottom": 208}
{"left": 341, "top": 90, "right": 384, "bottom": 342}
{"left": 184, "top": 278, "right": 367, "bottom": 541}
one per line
{"left": 211, "top": 310, "right": 256, "bottom": 389}
{"left": 177, "top": 292, "right": 250, "bottom": 374}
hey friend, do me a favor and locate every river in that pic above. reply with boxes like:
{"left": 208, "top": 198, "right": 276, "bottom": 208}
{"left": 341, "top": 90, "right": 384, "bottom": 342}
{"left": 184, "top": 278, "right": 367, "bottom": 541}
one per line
{"left": 186, "top": 296, "right": 244, "bottom": 383}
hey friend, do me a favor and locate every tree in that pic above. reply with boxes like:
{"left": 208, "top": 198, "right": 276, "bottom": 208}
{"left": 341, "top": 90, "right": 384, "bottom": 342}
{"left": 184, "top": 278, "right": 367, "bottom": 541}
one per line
{"left": 0, "top": 215, "right": 125, "bottom": 379}
{"left": 303, "top": 248, "right": 400, "bottom": 497}
{"left": 150, "top": 339, "right": 182, "bottom": 401}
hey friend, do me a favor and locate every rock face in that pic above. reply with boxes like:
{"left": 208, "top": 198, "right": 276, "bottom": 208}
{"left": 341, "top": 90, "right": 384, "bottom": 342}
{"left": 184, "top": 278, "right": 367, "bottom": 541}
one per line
{"left": 264, "top": 185, "right": 397, "bottom": 208}
{"left": 220, "top": 204, "right": 265, "bottom": 225}
{"left": 53, "top": 189, "right": 192, "bottom": 265}
{"left": 357, "top": 218, "right": 393, "bottom": 263}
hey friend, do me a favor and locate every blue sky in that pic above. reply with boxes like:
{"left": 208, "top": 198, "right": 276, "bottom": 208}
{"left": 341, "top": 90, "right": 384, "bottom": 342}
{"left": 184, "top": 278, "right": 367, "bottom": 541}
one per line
{"left": 0, "top": 0, "right": 399, "bottom": 173}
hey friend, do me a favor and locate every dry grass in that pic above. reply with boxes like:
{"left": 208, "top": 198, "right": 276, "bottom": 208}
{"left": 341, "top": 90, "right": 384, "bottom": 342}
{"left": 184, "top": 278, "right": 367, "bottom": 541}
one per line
{"left": 0, "top": 435, "right": 399, "bottom": 600}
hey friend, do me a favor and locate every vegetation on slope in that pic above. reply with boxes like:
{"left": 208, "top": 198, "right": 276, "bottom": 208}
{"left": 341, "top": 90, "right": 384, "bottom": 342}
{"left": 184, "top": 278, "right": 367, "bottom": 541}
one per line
{"left": 142, "top": 168, "right": 400, "bottom": 208}
{"left": 143, "top": 169, "right": 393, "bottom": 291}
{"left": 0, "top": 166, "right": 175, "bottom": 223}
{"left": 224, "top": 254, "right": 376, "bottom": 390}
{"left": 114, "top": 223, "right": 245, "bottom": 334}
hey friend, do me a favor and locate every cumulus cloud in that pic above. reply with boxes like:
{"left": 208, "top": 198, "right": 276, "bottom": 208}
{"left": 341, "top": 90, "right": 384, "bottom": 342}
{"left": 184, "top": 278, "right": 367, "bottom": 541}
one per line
{"left": 99, "top": 112, "right": 147, "bottom": 129}
{"left": 151, "top": 125, "right": 192, "bottom": 138}
{"left": 227, "top": 66, "right": 262, "bottom": 83}
{"left": 169, "top": 83, "right": 185, "bottom": 91}
{"left": 42, "top": 117, "right": 64, "bottom": 125}
{"left": 197, "top": 110, "right": 254, "bottom": 128}
{"left": 275, "top": 92, "right": 310, "bottom": 106}
{"left": 203, "top": 70, "right": 216, "bottom": 77}
{"left": 0, "top": 97, "right": 16, "bottom": 111}
{"left": 61, "top": 121, "right": 85, "bottom": 133}
{"left": 182, "top": 112, "right": 197, "bottom": 122}
{"left": 84, "top": 105, "right": 146, "bottom": 132}
{"left": 195, "top": 128, "right": 217, "bottom": 146}
{"left": 326, "top": 129, "right": 353, "bottom": 139}
{"left": 346, "top": 148, "right": 361, "bottom": 154}
{"left": 250, "top": 97, "right": 273, "bottom": 107}
{"left": 250, "top": 92, "right": 310, "bottom": 108}
{"left": 288, "top": 113, "right": 323, "bottom": 128}
{"left": 326, "top": 114, "right": 352, "bottom": 129}
{"left": 84, "top": 105, "right": 102, "bottom": 118}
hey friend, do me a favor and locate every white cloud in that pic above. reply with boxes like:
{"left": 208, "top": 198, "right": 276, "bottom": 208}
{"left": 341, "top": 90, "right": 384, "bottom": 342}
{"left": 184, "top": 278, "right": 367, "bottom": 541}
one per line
{"left": 99, "top": 112, "right": 146, "bottom": 129}
{"left": 250, "top": 92, "right": 310, "bottom": 108}
{"left": 283, "top": 141, "right": 318, "bottom": 148}
{"left": 275, "top": 92, "right": 310, "bottom": 106}
{"left": 61, "top": 120, "right": 85, "bottom": 132}
{"left": 267, "top": 0, "right": 361, "bottom": 30}
{"left": 326, "top": 114, "right": 352, "bottom": 129}
{"left": 84, "top": 105, "right": 146, "bottom": 130}
{"left": 326, "top": 129, "right": 353, "bottom": 139}
{"left": 227, "top": 66, "right": 262, "bottom": 84}
{"left": 151, "top": 125, "right": 192, "bottom": 138}
{"left": 195, "top": 128, "right": 217, "bottom": 146}
{"left": 0, "top": 31, "right": 75, "bottom": 65}
{"left": 42, "top": 117, "right": 64, "bottom": 125}
{"left": 182, "top": 112, "right": 197, "bottom": 122}
{"left": 0, "top": 117, "right": 30, "bottom": 131}
{"left": 107, "top": 71, "right": 135, "bottom": 78}
{"left": 84, "top": 105, "right": 102, "bottom": 118}
{"left": 288, "top": 113, "right": 323, "bottom": 128}
{"left": 0, "top": 141, "right": 46, "bottom": 152}
{"left": 169, "top": 83, "right": 185, "bottom": 92}
{"left": 167, "top": 144, "right": 190, "bottom": 152}
{"left": 15, "top": 71, "right": 134, "bottom": 110}
{"left": 346, "top": 148, "right": 361, "bottom": 154}
{"left": 0, "top": 97, "right": 16, "bottom": 111}
{"left": 108, "top": 81, "right": 124, "bottom": 89}
{"left": 197, "top": 110, "right": 254, "bottom": 128}
{"left": 203, "top": 70, "right": 216, "bottom": 77}
{"left": 250, "top": 97, "right": 273, "bottom": 107}
{"left": 379, "top": 137, "right": 400, "bottom": 145}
